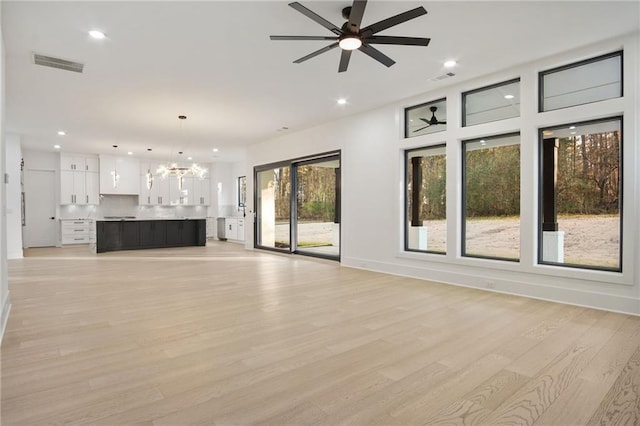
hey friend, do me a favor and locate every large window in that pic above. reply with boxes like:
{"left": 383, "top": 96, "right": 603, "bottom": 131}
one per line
{"left": 463, "top": 134, "right": 521, "bottom": 261}
{"left": 405, "top": 98, "right": 447, "bottom": 137}
{"left": 539, "top": 117, "right": 622, "bottom": 271}
{"left": 539, "top": 51, "right": 622, "bottom": 112}
{"left": 463, "top": 78, "right": 520, "bottom": 126}
{"left": 405, "top": 145, "right": 446, "bottom": 254}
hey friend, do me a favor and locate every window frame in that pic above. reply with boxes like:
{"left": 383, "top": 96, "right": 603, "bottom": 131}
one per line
{"left": 404, "top": 97, "right": 447, "bottom": 138}
{"left": 462, "top": 77, "right": 521, "bottom": 127}
{"left": 461, "top": 132, "right": 522, "bottom": 262}
{"left": 404, "top": 143, "right": 447, "bottom": 255}
{"left": 537, "top": 115, "right": 624, "bottom": 272}
{"left": 538, "top": 50, "right": 623, "bottom": 113}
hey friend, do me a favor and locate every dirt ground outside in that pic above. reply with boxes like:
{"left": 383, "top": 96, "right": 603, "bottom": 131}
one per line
{"left": 420, "top": 215, "right": 619, "bottom": 268}
{"left": 273, "top": 215, "right": 620, "bottom": 268}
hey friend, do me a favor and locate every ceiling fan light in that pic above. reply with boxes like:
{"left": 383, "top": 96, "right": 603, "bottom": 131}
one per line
{"left": 339, "top": 36, "right": 362, "bottom": 51}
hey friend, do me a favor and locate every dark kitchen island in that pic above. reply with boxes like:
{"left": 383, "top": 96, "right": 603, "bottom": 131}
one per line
{"left": 96, "top": 218, "right": 206, "bottom": 253}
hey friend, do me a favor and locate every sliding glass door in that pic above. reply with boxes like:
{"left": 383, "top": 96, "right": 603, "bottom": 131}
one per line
{"left": 294, "top": 157, "right": 340, "bottom": 258}
{"left": 256, "top": 164, "right": 291, "bottom": 251}
{"left": 255, "top": 152, "right": 340, "bottom": 260}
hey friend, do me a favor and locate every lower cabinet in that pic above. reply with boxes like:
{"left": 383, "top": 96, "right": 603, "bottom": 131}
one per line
{"left": 97, "top": 219, "right": 205, "bottom": 253}
{"left": 140, "top": 221, "right": 166, "bottom": 247}
{"left": 60, "top": 219, "right": 95, "bottom": 245}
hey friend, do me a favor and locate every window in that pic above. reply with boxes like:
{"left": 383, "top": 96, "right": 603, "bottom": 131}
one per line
{"left": 539, "top": 117, "right": 622, "bottom": 271}
{"left": 462, "top": 133, "right": 521, "bottom": 261}
{"left": 238, "top": 176, "right": 247, "bottom": 206}
{"left": 405, "top": 145, "right": 446, "bottom": 254}
{"left": 463, "top": 78, "right": 520, "bottom": 126}
{"left": 539, "top": 51, "right": 622, "bottom": 112}
{"left": 405, "top": 98, "right": 447, "bottom": 137}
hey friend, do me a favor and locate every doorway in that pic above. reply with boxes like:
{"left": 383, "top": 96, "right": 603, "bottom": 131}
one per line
{"left": 23, "top": 170, "right": 58, "bottom": 247}
{"left": 255, "top": 152, "right": 340, "bottom": 260}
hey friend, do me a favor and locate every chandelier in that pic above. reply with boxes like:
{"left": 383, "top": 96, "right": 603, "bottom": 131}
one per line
{"left": 156, "top": 115, "right": 208, "bottom": 190}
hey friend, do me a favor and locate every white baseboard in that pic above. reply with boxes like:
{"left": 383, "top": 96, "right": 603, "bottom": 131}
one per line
{"left": 341, "top": 257, "right": 640, "bottom": 316}
{"left": 8, "top": 250, "right": 23, "bottom": 259}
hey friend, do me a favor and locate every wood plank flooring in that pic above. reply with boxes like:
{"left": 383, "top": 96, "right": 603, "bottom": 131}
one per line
{"left": 1, "top": 241, "right": 639, "bottom": 425}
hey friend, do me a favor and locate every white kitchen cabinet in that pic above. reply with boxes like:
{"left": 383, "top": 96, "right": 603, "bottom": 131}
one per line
{"left": 60, "top": 154, "right": 99, "bottom": 205}
{"left": 169, "top": 175, "right": 193, "bottom": 205}
{"left": 61, "top": 154, "right": 99, "bottom": 172}
{"left": 85, "top": 157, "right": 99, "bottom": 172}
{"left": 225, "top": 218, "right": 238, "bottom": 240}
{"left": 99, "top": 154, "right": 140, "bottom": 195}
{"left": 85, "top": 172, "right": 100, "bottom": 204}
{"left": 192, "top": 178, "right": 210, "bottom": 206}
{"left": 60, "top": 219, "right": 95, "bottom": 245}
{"left": 61, "top": 170, "right": 87, "bottom": 205}
{"left": 237, "top": 218, "right": 245, "bottom": 241}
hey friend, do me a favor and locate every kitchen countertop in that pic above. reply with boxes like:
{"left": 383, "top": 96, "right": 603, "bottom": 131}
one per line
{"left": 96, "top": 217, "right": 207, "bottom": 221}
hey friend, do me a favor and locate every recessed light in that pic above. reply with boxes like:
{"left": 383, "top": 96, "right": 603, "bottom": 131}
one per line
{"left": 480, "top": 140, "right": 486, "bottom": 145}
{"left": 112, "top": 145, "right": 118, "bottom": 148}
{"left": 187, "top": 156, "right": 193, "bottom": 160}
{"left": 147, "top": 148, "right": 152, "bottom": 151}
{"left": 212, "top": 148, "right": 219, "bottom": 152}
{"left": 569, "top": 126, "right": 576, "bottom": 130}
{"left": 504, "top": 94, "right": 514, "bottom": 99}
{"left": 444, "top": 60, "right": 457, "bottom": 68}
{"left": 89, "top": 30, "right": 106, "bottom": 39}
{"left": 53, "top": 144, "right": 61, "bottom": 149}
{"left": 570, "top": 131, "right": 577, "bottom": 135}
{"left": 127, "top": 151, "right": 133, "bottom": 155}
{"left": 57, "top": 130, "right": 66, "bottom": 136}
{"left": 337, "top": 98, "right": 347, "bottom": 105}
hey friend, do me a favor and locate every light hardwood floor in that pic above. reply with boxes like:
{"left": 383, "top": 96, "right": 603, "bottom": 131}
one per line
{"left": 2, "top": 241, "right": 639, "bottom": 425}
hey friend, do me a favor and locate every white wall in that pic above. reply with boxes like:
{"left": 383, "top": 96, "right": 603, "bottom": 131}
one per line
{"left": 0, "top": 8, "right": 11, "bottom": 343}
{"left": 210, "top": 161, "right": 243, "bottom": 217}
{"left": 247, "top": 33, "right": 640, "bottom": 315}
{"left": 5, "top": 133, "right": 22, "bottom": 258}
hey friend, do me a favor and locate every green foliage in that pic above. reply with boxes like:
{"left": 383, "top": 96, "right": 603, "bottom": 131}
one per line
{"left": 465, "top": 144, "right": 521, "bottom": 217}
{"left": 556, "top": 132, "right": 620, "bottom": 215}
{"left": 407, "top": 129, "right": 620, "bottom": 222}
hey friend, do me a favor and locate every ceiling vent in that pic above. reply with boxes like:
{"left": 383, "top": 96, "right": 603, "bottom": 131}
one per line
{"left": 33, "top": 53, "right": 84, "bottom": 73}
{"left": 430, "top": 72, "right": 455, "bottom": 82}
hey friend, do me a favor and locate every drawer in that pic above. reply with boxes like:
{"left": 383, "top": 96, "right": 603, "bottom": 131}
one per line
{"left": 61, "top": 235, "right": 91, "bottom": 244}
{"left": 61, "top": 220, "right": 93, "bottom": 233}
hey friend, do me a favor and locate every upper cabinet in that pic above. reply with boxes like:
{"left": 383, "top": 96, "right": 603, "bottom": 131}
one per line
{"left": 60, "top": 153, "right": 99, "bottom": 205}
{"left": 138, "top": 160, "right": 210, "bottom": 206}
{"left": 99, "top": 154, "right": 140, "bottom": 195}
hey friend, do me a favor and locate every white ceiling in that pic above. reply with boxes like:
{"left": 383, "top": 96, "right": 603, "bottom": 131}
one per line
{"left": 3, "top": 1, "right": 638, "bottom": 163}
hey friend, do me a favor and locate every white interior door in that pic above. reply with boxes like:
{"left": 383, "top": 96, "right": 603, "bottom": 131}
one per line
{"left": 23, "top": 170, "right": 57, "bottom": 247}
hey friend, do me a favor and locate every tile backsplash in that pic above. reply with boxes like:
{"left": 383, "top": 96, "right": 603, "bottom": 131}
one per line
{"left": 60, "top": 195, "right": 210, "bottom": 219}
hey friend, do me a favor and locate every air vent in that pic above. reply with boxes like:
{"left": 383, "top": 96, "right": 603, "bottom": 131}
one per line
{"left": 430, "top": 72, "right": 455, "bottom": 82}
{"left": 33, "top": 53, "right": 84, "bottom": 73}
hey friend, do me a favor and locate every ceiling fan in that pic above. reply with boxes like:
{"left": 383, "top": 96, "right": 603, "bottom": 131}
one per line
{"left": 270, "top": 0, "right": 431, "bottom": 73}
{"left": 414, "top": 106, "right": 446, "bottom": 132}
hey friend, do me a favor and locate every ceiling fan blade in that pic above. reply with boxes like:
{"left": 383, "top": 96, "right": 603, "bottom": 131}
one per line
{"left": 346, "top": 0, "right": 367, "bottom": 33}
{"left": 288, "top": 2, "right": 342, "bottom": 36}
{"left": 359, "top": 43, "right": 395, "bottom": 68}
{"left": 365, "top": 36, "right": 430, "bottom": 46}
{"left": 271, "top": 35, "right": 339, "bottom": 41}
{"left": 438, "top": 121, "right": 447, "bottom": 125}
{"left": 293, "top": 42, "right": 339, "bottom": 64}
{"left": 360, "top": 7, "right": 427, "bottom": 36}
{"left": 414, "top": 125, "right": 430, "bottom": 133}
{"left": 419, "top": 118, "right": 430, "bottom": 124}
{"left": 338, "top": 50, "right": 352, "bottom": 73}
